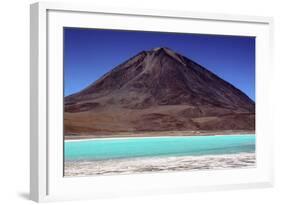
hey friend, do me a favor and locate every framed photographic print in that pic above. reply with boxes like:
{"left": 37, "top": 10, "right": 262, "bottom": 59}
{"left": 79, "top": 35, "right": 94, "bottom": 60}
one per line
{"left": 30, "top": 2, "right": 274, "bottom": 202}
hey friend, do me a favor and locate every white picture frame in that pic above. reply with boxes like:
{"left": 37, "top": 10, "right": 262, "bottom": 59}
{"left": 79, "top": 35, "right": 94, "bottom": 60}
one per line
{"left": 30, "top": 2, "right": 274, "bottom": 202}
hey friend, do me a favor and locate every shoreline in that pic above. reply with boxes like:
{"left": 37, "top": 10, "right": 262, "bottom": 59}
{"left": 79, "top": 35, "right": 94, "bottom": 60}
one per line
{"left": 65, "top": 130, "right": 255, "bottom": 141}
{"left": 64, "top": 152, "right": 256, "bottom": 177}
{"left": 64, "top": 133, "right": 255, "bottom": 142}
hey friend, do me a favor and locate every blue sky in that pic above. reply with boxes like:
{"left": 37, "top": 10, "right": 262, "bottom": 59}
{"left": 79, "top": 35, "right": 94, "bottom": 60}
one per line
{"left": 64, "top": 27, "right": 255, "bottom": 100}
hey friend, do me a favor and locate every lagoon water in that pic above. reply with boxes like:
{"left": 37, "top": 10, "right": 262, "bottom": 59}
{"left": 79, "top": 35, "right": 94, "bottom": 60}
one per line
{"left": 64, "top": 134, "right": 255, "bottom": 161}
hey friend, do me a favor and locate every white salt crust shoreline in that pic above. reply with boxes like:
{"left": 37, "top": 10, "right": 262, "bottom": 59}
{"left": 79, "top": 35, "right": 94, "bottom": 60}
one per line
{"left": 64, "top": 134, "right": 254, "bottom": 142}
{"left": 64, "top": 152, "right": 256, "bottom": 177}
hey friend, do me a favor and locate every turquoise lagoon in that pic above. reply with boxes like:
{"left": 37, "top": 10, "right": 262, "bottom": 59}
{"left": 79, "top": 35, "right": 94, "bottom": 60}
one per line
{"left": 64, "top": 134, "right": 255, "bottom": 161}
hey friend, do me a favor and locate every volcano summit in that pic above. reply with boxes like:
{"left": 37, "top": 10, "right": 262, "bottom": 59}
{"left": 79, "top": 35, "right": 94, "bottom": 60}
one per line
{"left": 64, "top": 47, "right": 255, "bottom": 137}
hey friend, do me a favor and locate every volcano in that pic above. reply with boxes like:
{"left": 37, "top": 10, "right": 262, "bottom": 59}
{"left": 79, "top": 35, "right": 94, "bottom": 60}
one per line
{"left": 64, "top": 47, "right": 255, "bottom": 137}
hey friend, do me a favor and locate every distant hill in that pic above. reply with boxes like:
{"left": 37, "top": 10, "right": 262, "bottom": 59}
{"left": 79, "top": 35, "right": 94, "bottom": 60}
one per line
{"left": 64, "top": 47, "right": 255, "bottom": 136}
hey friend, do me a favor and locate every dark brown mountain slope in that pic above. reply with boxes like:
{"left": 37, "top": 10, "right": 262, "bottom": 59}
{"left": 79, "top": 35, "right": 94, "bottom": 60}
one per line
{"left": 64, "top": 47, "right": 255, "bottom": 136}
